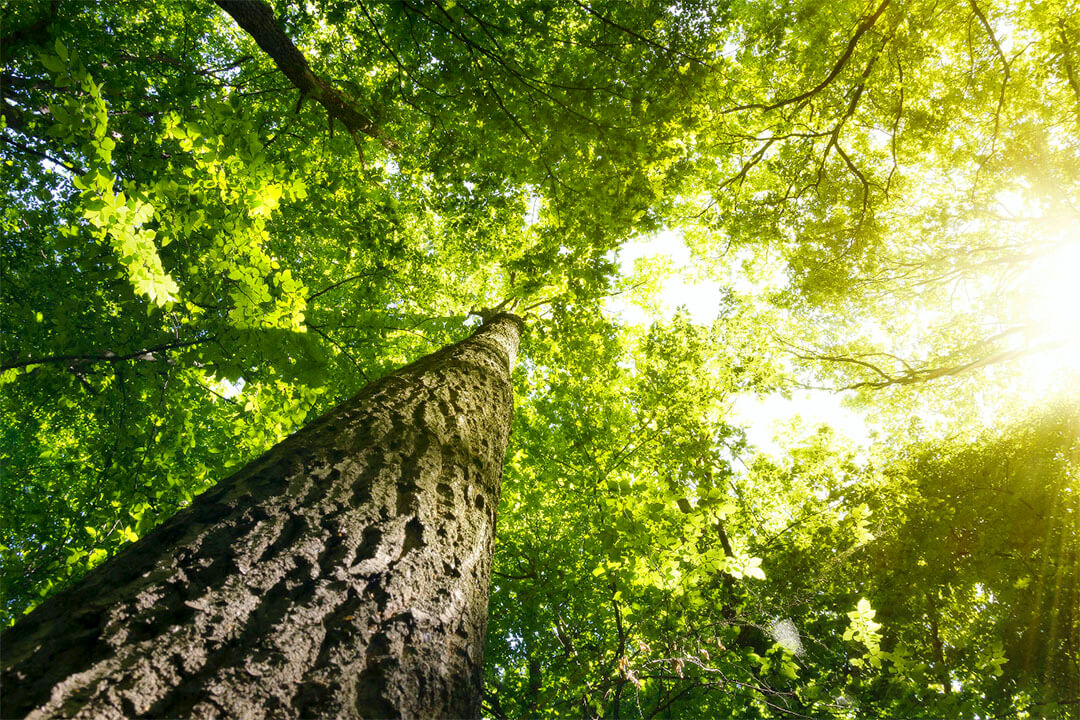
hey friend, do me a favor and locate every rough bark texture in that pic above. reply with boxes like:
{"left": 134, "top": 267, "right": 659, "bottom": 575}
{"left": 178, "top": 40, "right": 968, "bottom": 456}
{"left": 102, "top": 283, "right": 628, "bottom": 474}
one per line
{"left": 1, "top": 314, "right": 523, "bottom": 720}
{"left": 213, "top": 0, "right": 392, "bottom": 148}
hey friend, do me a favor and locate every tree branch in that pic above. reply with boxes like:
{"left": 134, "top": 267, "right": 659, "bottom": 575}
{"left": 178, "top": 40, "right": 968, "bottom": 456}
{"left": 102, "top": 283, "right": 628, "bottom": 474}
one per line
{"left": 2, "top": 338, "right": 210, "bottom": 372}
{"left": 212, "top": 0, "right": 395, "bottom": 150}
{"left": 784, "top": 336, "right": 1064, "bottom": 390}
{"left": 1058, "top": 22, "right": 1080, "bottom": 120}
{"left": 569, "top": 0, "right": 712, "bottom": 69}
{"left": 305, "top": 269, "right": 383, "bottom": 303}
{"left": 725, "top": 0, "right": 891, "bottom": 114}
{"left": 968, "top": 0, "right": 1011, "bottom": 148}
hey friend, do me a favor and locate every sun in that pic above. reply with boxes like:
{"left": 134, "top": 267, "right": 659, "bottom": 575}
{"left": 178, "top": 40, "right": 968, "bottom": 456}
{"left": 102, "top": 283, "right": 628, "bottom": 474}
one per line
{"left": 1003, "top": 209, "right": 1080, "bottom": 405}
{"left": 1023, "top": 233, "right": 1080, "bottom": 351}
{"left": 983, "top": 188, "right": 1080, "bottom": 378}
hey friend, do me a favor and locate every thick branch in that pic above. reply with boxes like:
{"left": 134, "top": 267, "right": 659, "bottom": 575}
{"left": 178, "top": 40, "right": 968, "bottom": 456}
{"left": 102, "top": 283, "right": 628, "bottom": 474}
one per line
{"left": 212, "top": 0, "right": 394, "bottom": 150}
{"left": 968, "top": 0, "right": 1011, "bottom": 145}
{"left": 2, "top": 338, "right": 210, "bottom": 372}
{"left": 926, "top": 592, "right": 951, "bottom": 694}
{"left": 725, "top": 0, "right": 891, "bottom": 114}
{"left": 1059, "top": 23, "right": 1080, "bottom": 118}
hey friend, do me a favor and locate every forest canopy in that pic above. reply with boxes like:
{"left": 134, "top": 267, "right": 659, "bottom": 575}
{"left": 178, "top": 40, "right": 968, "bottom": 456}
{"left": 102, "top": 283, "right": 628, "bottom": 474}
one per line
{"left": 2, "top": 0, "right": 1078, "bottom": 717}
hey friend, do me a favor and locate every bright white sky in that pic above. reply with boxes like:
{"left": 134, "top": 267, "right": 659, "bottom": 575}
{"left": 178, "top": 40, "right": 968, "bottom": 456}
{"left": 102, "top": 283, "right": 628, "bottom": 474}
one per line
{"left": 605, "top": 229, "right": 875, "bottom": 459}
{"left": 605, "top": 229, "right": 726, "bottom": 326}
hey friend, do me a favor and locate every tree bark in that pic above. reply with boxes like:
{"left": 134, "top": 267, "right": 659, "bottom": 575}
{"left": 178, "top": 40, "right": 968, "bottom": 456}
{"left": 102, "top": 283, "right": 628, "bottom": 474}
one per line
{"left": 1, "top": 314, "right": 523, "bottom": 720}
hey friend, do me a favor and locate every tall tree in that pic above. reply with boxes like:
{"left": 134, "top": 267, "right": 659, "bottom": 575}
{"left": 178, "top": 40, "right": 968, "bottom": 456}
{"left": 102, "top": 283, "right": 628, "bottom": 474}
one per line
{"left": 1, "top": 313, "right": 522, "bottom": 719}
{"left": 3, "top": 0, "right": 1078, "bottom": 716}
{"left": 1, "top": 0, "right": 724, "bottom": 622}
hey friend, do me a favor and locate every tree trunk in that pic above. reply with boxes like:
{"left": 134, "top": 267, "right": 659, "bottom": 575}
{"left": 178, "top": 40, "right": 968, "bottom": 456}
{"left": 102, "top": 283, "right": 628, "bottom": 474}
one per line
{"left": 1, "top": 314, "right": 523, "bottom": 720}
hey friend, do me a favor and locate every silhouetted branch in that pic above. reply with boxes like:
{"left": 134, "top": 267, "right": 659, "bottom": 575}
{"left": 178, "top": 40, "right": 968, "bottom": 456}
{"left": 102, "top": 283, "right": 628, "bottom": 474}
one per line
{"left": 3, "top": 338, "right": 210, "bottom": 372}
{"left": 725, "top": 0, "right": 892, "bottom": 114}
{"left": 213, "top": 0, "right": 395, "bottom": 150}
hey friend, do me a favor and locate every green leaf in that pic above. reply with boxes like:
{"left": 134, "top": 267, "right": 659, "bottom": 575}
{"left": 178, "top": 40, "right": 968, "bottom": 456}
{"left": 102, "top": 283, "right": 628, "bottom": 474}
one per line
{"left": 743, "top": 557, "right": 766, "bottom": 580}
{"left": 39, "top": 53, "right": 65, "bottom": 73}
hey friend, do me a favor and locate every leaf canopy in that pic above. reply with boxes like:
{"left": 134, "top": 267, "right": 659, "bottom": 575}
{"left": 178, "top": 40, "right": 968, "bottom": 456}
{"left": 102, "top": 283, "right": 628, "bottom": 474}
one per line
{"left": 2, "top": 0, "right": 1078, "bottom": 716}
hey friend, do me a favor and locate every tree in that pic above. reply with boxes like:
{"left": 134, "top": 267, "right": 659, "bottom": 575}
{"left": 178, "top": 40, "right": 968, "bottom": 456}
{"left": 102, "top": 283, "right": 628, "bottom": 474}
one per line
{"left": 847, "top": 405, "right": 1080, "bottom": 717}
{"left": 3, "top": 0, "right": 1079, "bottom": 717}
{"left": 484, "top": 322, "right": 1079, "bottom": 717}
{"left": 1, "top": 0, "right": 722, "bottom": 624}
{"left": 1, "top": 313, "right": 521, "bottom": 719}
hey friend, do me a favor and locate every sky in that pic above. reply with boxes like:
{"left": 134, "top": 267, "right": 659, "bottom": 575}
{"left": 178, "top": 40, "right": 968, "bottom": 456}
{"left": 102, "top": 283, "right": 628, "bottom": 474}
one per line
{"left": 604, "top": 229, "right": 875, "bottom": 460}
{"left": 603, "top": 213, "right": 1080, "bottom": 460}
{"left": 604, "top": 229, "right": 726, "bottom": 326}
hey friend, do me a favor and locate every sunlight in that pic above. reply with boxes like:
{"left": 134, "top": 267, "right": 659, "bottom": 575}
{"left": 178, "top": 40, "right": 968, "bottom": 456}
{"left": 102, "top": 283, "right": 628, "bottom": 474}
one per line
{"left": 999, "top": 207, "right": 1080, "bottom": 410}
{"left": 732, "top": 390, "right": 874, "bottom": 460}
{"left": 606, "top": 229, "right": 725, "bottom": 325}
{"left": 990, "top": 189, "right": 1080, "bottom": 356}
{"left": 1023, "top": 234, "right": 1080, "bottom": 350}
{"left": 607, "top": 229, "right": 877, "bottom": 458}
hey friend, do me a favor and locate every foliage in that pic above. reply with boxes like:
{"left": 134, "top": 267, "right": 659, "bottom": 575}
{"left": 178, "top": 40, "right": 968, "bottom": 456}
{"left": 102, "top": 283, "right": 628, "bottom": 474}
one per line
{"left": 2, "top": 0, "right": 1078, "bottom": 717}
